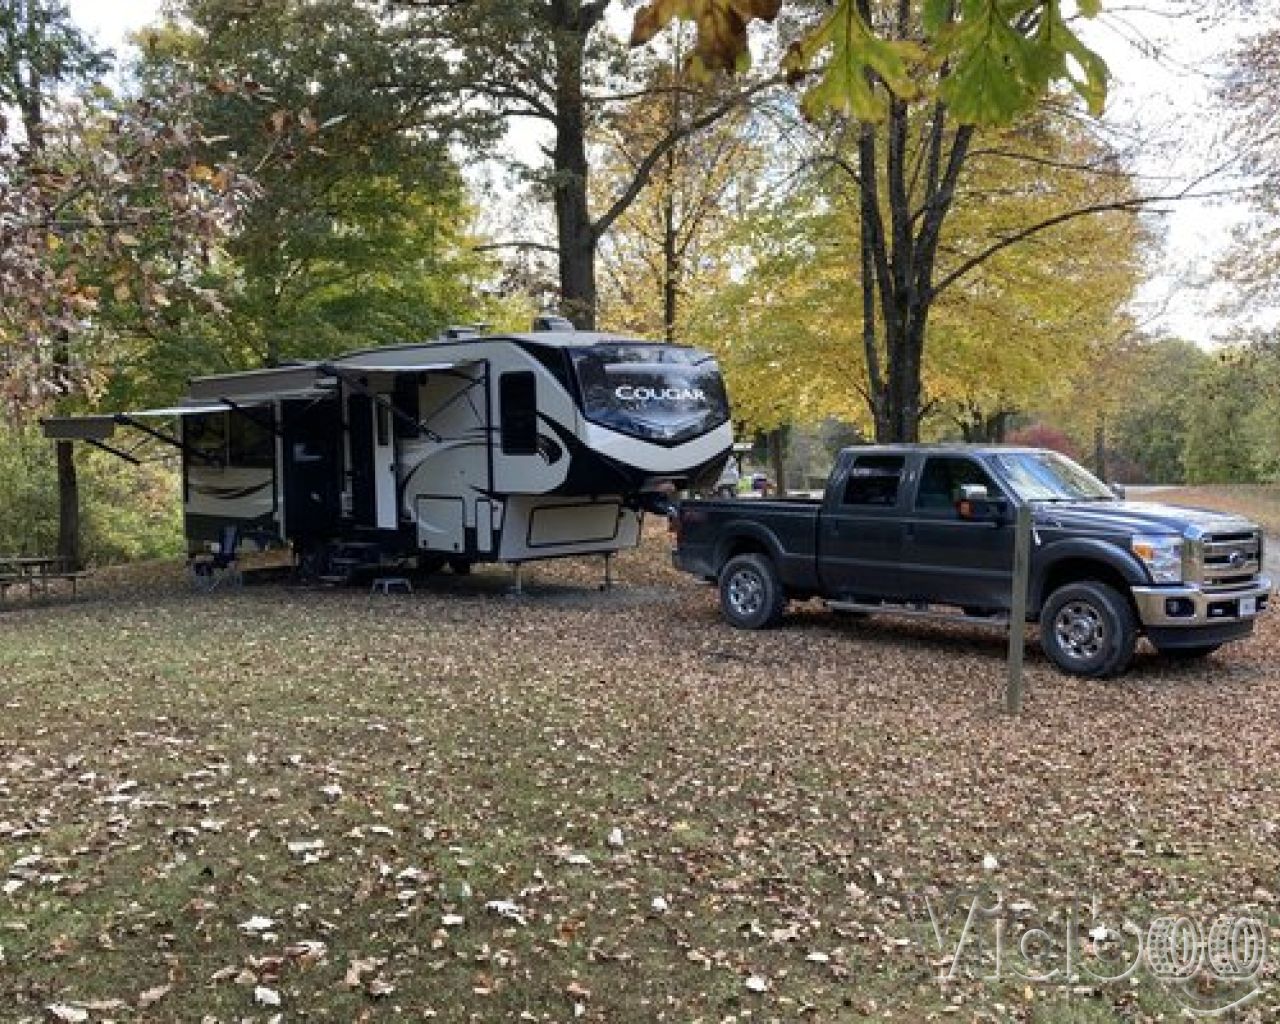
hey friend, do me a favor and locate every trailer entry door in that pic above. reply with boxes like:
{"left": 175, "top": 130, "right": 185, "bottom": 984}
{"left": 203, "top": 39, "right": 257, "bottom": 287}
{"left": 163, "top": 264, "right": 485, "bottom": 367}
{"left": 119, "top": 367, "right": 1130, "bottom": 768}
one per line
{"left": 282, "top": 399, "right": 342, "bottom": 544}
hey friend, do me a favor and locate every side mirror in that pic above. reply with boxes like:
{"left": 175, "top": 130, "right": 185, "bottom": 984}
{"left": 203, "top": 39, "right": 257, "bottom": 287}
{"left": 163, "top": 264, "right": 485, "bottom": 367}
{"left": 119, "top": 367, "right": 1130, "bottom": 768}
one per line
{"left": 955, "top": 485, "right": 1008, "bottom": 523}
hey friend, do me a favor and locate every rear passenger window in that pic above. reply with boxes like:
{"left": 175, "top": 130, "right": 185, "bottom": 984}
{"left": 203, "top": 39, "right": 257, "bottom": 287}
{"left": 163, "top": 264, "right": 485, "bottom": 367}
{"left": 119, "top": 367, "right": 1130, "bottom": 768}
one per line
{"left": 842, "top": 455, "right": 905, "bottom": 506}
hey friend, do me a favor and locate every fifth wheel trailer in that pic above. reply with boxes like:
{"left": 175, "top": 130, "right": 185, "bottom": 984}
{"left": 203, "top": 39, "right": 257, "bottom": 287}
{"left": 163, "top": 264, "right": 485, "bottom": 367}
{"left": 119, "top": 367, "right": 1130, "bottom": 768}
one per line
{"left": 42, "top": 326, "right": 733, "bottom": 576}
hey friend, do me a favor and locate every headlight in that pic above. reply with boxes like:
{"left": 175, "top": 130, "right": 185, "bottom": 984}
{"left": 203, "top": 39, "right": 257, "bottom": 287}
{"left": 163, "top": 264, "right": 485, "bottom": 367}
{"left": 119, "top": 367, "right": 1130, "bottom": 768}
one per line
{"left": 1131, "top": 535, "right": 1184, "bottom": 584}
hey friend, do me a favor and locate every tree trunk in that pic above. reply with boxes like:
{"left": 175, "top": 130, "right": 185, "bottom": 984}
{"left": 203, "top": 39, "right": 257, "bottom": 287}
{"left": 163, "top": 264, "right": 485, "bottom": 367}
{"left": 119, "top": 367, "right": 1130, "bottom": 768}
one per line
{"left": 551, "top": 4, "right": 597, "bottom": 329}
{"left": 1094, "top": 415, "right": 1107, "bottom": 481}
{"left": 662, "top": 190, "right": 677, "bottom": 342}
{"left": 56, "top": 440, "right": 81, "bottom": 569}
{"left": 767, "top": 426, "right": 788, "bottom": 498}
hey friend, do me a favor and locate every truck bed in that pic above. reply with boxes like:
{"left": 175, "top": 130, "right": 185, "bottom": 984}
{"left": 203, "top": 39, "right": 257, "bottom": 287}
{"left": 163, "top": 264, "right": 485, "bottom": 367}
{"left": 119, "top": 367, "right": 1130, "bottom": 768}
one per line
{"left": 674, "top": 496, "right": 822, "bottom": 590}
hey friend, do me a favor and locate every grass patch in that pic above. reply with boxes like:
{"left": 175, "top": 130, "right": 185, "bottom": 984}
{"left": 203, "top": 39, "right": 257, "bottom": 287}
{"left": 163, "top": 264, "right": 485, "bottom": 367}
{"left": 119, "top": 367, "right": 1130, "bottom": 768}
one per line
{"left": 1, "top": 524, "right": 1278, "bottom": 1020}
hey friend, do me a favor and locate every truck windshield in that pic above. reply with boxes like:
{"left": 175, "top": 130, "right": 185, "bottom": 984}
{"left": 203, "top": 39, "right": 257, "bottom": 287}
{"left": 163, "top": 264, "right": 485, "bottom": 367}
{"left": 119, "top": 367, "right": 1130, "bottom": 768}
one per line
{"left": 992, "top": 451, "right": 1114, "bottom": 502}
{"left": 569, "top": 343, "right": 729, "bottom": 444}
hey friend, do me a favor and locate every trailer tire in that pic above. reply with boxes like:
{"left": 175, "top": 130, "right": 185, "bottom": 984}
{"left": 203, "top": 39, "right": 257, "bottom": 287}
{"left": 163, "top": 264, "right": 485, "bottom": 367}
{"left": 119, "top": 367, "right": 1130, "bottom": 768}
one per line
{"left": 1040, "top": 581, "right": 1137, "bottom": 678}
{"left": 418, "top": 555, "right": 447, "bottom": 576}
{"left": 448, "top": 557, "right": 473, "bottom": 576}
{"left": 719, "top": 553, "right": 787, "bottom": 630}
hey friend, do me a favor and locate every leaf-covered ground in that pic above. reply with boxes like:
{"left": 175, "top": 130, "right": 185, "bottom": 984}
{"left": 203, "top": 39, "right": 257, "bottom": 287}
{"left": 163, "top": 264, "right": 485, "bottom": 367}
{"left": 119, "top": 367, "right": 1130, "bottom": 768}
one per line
{"left": 2, "top": 522, "right": 1280, "bottom": 1022}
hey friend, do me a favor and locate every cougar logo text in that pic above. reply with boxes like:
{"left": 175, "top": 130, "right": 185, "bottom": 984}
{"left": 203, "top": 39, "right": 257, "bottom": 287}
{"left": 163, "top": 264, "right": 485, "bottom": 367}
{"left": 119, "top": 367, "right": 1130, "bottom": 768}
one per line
{"left": 614, "top": 385, "right": 706, "bottom": 402}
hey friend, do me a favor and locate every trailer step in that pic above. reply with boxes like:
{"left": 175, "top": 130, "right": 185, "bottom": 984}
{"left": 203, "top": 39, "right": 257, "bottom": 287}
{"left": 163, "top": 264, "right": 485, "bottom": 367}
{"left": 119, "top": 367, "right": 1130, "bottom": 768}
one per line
{"left": 827, "top": 601, "right": 1013, "bottom": 629}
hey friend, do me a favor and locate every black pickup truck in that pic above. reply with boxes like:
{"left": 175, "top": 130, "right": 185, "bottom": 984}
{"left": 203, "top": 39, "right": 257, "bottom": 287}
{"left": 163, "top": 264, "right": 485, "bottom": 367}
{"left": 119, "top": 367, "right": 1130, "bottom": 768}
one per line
{"left": 673, "top": 445, "right": 1272, "bottom": 677}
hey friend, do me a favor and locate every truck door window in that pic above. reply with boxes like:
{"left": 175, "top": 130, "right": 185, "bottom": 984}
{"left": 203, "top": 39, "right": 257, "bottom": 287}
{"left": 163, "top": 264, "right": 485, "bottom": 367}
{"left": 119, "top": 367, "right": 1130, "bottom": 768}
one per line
{"left": 916, "top": 457, "right": 998, "bottom": 514}
{"left": 500, "top": 371, "right": 539, "bottom": 455}
{"left": 842, "top": 455, "right": 905, "bottom": 506}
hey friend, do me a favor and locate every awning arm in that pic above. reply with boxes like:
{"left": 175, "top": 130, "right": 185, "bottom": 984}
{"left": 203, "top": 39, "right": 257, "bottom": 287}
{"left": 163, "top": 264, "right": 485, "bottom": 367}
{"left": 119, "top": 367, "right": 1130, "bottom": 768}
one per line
{"left": 319, "top": 362, "right": 443, "bottom": 443}
{"left": 85, "top": 438, "right": 142, "bottom": 465}
{"left": 114, "top": 413, "right": 221, "bottom": 466}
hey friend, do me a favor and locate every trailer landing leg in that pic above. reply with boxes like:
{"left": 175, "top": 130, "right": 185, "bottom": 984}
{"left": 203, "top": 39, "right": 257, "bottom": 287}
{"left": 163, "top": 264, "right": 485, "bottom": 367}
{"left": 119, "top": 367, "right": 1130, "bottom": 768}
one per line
{"left": 600, "top": 553, "right": 614, "bottom": 592}
{"left": 509, "top": 562, "right": 524, "bottom": 597}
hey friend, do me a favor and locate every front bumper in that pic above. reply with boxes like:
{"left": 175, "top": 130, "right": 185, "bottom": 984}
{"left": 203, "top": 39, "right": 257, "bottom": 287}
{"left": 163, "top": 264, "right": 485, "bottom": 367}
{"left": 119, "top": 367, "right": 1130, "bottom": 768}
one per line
{"left": 1131, "top": 576, "right": 1272, "bottom": 628}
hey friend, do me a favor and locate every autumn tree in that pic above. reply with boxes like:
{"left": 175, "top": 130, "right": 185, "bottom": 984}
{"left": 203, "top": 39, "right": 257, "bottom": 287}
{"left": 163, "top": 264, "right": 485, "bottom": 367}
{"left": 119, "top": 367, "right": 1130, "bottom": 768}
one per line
{"left": 121, "top": 0, "right": 495, "bottom": 389}
{"left": 1216, "top": 24, "right": 1280, "bottom": 325}
{"left": 593, "top": 38, "right": 766, "bottom": 339}
{"left": 685, "top": 107, "right": 1141, "bottom": 449}
{"left": 631, "top": 1, "right": 1172, "bottom": 442}
{"left": 394, "top": 0, "right": 777, "bottom": 329}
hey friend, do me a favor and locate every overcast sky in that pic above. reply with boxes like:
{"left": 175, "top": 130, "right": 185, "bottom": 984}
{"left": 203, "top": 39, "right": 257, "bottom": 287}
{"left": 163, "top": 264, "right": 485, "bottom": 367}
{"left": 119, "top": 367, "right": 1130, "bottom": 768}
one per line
{"left": 65, "top": 0, "right": 1260, "bottom": 345}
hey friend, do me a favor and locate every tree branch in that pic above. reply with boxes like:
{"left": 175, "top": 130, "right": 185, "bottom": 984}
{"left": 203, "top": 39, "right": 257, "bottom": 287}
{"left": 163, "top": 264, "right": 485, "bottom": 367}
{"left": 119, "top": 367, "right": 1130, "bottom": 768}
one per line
{"left": 590, "top": 75, "right": 781, "bottom": 241}
{"left": 932, "top": 187, "right": 1238, "bottom": 298}
{"left": 473, "top": 239, "right": 559, "bottom": 254}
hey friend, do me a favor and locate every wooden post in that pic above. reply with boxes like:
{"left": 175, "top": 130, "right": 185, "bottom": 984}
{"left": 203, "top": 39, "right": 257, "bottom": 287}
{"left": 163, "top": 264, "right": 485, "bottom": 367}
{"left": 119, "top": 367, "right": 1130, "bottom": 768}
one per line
{"left": 56, "top": 439, "right": 81, "bottom": 570}
{"left": 1006, "top": 503, "right": 1033, "bottom": 715}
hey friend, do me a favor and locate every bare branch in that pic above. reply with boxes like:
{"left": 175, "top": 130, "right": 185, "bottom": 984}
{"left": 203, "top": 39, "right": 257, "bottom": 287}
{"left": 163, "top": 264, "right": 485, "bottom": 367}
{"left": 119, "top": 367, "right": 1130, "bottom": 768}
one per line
{"left": 591, "top": 75, "right": 782, "bottom": 241}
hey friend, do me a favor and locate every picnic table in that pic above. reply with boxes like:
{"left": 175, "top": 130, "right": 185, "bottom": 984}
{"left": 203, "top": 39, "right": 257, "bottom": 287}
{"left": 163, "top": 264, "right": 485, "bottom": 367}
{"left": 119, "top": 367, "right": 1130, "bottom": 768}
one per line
{"left": 0, "top": 556, "right": 91, "bottom": 601}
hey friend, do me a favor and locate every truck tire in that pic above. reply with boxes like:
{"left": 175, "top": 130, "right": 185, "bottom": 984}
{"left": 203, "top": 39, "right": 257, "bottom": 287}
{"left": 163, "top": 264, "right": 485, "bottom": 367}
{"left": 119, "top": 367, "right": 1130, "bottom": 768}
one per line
{"left": 719, "top": 553, "right": 787, "bottom": 629}
{"left": 1040, "top": 581, "right": 1137, "bottom": 678}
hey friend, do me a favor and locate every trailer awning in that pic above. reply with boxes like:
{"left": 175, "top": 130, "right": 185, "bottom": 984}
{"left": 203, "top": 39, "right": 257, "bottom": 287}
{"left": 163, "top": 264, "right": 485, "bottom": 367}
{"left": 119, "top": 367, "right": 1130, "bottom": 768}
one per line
{"left": 40, "top": 399, "right": 270, "bottom": 442}
{"left": 323, "top": 356, "right": 479, "bottom": 374}
{"left": 186, "top": 363, "right": 334, "bottom": 403}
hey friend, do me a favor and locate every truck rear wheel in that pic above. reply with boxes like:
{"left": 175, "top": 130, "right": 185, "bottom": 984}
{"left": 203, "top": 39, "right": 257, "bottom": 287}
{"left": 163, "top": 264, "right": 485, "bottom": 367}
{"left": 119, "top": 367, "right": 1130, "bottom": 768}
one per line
{"left": 719, "top": 553, "right": 787, "bottom": 629}
{"left": 1040, "top": 581, "right": 1137, "bottom": 678}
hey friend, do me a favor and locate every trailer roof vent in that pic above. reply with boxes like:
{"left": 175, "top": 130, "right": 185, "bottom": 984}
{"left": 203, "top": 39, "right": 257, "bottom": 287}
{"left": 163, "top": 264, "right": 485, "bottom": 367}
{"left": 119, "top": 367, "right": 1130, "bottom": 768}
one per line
{"left": 532, "top": 314, "right": 575, "bottom": 332}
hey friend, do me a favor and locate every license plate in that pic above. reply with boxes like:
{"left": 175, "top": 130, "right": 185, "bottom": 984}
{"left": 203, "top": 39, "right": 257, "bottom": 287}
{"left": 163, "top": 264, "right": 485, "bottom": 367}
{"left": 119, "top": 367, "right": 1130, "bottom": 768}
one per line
{"left": 1240, "top": 596, "right": 1258, "bottom": 617}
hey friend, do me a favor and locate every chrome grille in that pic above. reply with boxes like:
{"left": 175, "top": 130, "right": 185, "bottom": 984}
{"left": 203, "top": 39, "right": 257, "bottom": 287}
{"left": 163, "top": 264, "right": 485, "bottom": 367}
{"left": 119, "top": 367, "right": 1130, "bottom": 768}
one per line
{"left": 1195, "top": 530, "right": 1263, "bottom": 591}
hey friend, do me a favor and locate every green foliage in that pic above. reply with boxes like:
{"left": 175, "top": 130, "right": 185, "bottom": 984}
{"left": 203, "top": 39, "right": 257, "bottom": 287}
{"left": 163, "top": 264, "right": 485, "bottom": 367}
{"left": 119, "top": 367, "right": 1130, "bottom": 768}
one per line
{"left": 0, "top": 0, "right": 108, "bottom": 116}
{"left": 121, "top": 0, "right": 494, "bottom": 389}
{"left": 782, "top": 4, "right": 921, "bottom": 121}
{"left": 936, "top": 0, "right": 1108, "bottom": 124}
{"left": 1107, "top": 339, "right": 1208, "bottom": 484}
{"left": 1182, "top": 356, "right": 1263, "bottom": 485}
{"left": 635, "top": 0, "right": 1109, "bottom": 127}
{"left": 0, "top": 426, "right": 182, "bottom": 563}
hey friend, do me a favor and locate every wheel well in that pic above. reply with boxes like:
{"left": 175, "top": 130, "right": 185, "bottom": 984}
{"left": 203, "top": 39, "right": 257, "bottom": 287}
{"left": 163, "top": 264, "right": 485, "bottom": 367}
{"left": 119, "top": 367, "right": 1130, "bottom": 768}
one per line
{"left": 719, "top": 536, "right": 770, "bottom": 572}
{"left": 1038, "top": 559, "right": 1139, "bottom": 618}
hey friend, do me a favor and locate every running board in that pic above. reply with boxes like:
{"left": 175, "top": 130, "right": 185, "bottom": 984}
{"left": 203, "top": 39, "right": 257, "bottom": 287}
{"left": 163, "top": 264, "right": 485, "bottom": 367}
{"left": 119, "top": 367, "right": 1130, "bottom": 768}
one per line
{"left": 827, "top": 601, "right": 1012, "bottom": 628}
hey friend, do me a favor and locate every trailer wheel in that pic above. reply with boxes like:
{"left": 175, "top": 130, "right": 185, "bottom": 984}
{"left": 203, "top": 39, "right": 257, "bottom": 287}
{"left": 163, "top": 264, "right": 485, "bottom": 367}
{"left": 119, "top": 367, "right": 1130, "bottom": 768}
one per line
{"left": 448, "top": 557, "right": 473, "bottom": 576}
{"left": 719, "top": 553, "right": 787, "bottom": 629}
{"left": 418, "top": 555, "right": 447, "bottom": 576}
{"left": 1040, "top": 581, "right": 1137, "bottom": 678}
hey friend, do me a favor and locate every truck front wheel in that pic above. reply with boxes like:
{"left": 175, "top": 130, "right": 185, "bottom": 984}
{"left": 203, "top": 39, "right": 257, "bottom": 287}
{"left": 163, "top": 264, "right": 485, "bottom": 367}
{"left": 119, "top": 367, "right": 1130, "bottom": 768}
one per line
{"left": 1040, "top": 581, "right": 1137, "bottom": 678}
{"left": 719, "top": 553, "right": 787, "bottom": 629}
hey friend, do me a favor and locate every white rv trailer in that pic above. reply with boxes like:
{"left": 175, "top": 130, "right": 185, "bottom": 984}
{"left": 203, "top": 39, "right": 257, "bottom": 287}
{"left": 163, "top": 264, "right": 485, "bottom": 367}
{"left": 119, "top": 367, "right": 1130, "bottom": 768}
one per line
{"left": 43, "top": 326, "right": 733, "bottom": 575}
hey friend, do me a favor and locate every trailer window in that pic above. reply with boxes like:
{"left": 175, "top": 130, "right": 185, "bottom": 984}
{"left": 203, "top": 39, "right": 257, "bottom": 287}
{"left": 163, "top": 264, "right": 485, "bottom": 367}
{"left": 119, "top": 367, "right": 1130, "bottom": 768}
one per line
{"left": 842, "top": 455, "right": 904, "bottom": 506}
{"left": 500, "top": 371, "right": 538, "bottom": 455}
{"left": 228, "top": 411, "right": 275, "bottom": 468}
{"left": 375, "top": 403, "right": 391, "bottom": 448}
{"left": 186, "top": 412, "right": 227, "bottom": 465}
{"left": 570, "top": 343, "right": 729, "bottom": 445}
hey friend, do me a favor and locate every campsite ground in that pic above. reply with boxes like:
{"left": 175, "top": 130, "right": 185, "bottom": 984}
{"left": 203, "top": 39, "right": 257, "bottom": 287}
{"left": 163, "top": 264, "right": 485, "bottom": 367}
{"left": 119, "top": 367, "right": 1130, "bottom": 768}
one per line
{"left": 2, "top": 492, "right": 1280, "bottom": 1022}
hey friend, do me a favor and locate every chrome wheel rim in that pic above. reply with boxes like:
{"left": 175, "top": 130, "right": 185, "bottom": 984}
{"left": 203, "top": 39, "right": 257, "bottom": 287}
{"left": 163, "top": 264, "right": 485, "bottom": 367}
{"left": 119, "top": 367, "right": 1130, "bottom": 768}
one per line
{"left": 726, "top": 568, "right": 765, "bottom": 618}
{"left": 1054, "top": 601, "right": 1106, "bottom": 661}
